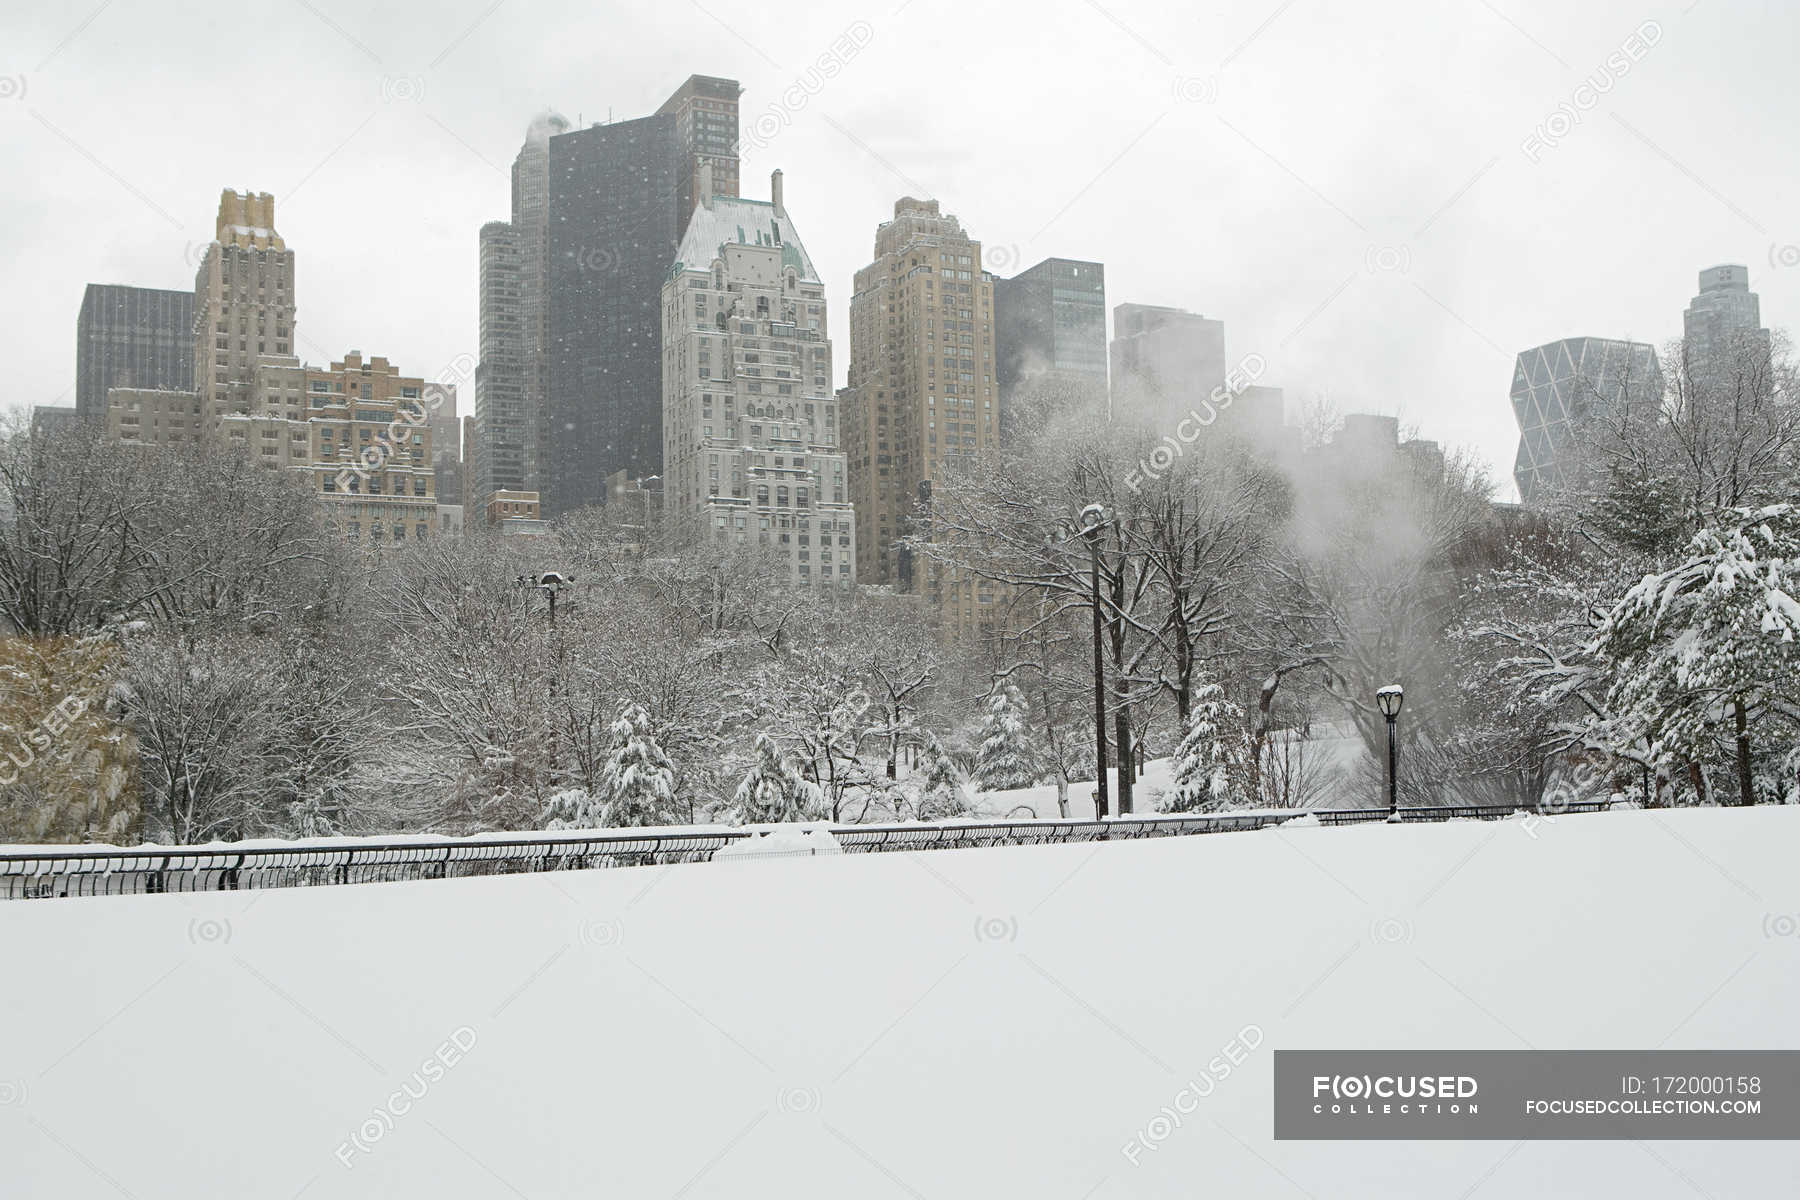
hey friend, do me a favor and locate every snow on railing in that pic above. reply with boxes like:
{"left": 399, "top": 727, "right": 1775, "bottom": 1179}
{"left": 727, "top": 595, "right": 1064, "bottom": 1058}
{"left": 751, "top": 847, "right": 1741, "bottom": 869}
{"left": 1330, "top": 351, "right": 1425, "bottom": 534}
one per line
{"left": 0, "top": 802, "right": 1612, "bottom": 901}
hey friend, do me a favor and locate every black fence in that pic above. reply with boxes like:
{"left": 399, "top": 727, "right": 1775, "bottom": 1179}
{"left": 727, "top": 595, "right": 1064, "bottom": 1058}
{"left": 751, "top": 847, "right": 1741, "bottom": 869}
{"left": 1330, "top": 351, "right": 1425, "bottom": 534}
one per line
{"left": 0, "top": 801, "right": 1611, "bottom": 901}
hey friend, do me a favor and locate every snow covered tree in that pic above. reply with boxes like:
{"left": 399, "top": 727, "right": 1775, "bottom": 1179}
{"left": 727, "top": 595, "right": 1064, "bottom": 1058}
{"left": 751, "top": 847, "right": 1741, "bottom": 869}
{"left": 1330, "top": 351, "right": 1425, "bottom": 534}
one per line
{"left": 729, "top": 733, "right": 821, "bottom": 824}
{"left": 916, "top": 734, "right": 972, "bottom": 820}
{"left": 1164, "top": 679, "right": 1251, "bottom": 812}
{"left": 542, "top": 787, "right": 603, "bottom": 831}
{"left": 597, "top": 704, "right": 677, "bottom": 828}
{"left": 1592, "top": 505, "right": 1800, "bottom": 805}
{"left": 972, "top": 684, "right": 1036, "bottom": 791}
{"left": 286, "top": 793, "right": 337, "bottom": 839}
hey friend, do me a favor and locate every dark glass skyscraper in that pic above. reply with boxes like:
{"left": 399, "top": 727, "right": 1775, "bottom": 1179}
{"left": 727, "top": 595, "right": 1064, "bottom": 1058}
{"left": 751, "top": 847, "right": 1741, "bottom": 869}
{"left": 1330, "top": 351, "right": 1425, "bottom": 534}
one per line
{"left": 76, "top": 284, "right": 194, "bottom": 424}
{"left": 994, "top": 257, "right": 1107, "bottom": 435}
{"left": 545, "top": 114, "right": 681, "bottom": 514}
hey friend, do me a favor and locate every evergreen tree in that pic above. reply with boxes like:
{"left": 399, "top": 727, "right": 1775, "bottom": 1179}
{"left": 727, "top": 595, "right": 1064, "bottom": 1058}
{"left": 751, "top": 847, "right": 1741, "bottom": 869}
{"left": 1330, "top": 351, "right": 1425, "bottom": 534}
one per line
{"left": 730, "top": 733, "right": 820, "bottom": 824}
{"left": 598, "top": 704, "right": 677, "bottom": 827}
{"left": 1165, "top": 679, "right": 1251, "bottom": 812}
{"left": 542, "top": 787, "right": 603, "bottom": 831}
{"left": 972, "top": 683, "right": 1037, "bottom": 791}
{"left": 917, "top": 733, "right": 972, "bottom": 820}
{"left": 1592, "top": 505, "right": 1800, "bottom": 805}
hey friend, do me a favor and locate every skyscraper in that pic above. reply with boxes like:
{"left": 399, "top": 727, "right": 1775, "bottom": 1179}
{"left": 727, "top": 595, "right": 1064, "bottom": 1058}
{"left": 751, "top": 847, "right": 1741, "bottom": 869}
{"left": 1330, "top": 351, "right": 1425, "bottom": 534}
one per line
{"left": 481, "top": 80, "right": 738, "bottom": 520}
{"left": 545, "top": 114, "right": 681, "bottom": 515}
{"left": 1108, "top": 303, "right": 1225, "bottom": 429}
{"left": 194, "top": 190, "right": 297, "bottom": 429}
{"left": 76, "top": 284, "right": 194, "bottom": 424}
{"left": 475, "top": 219, "right": 526, "bottom": 505}
{"left": 1682, "top": 264, "right": 1771, "bottom": 377}
{"left": 656, "top": 75, "right": 742, "bottom": 237}
{"left": 661, "top": 168, "right": 853, "bottom": 588}
{"left": 994, "top": 257, "right": 1107, "bottom": 437}
{"left": 844, "top": 198, "right": 998, "bottom": 633}
{"left": 514, "top": 112, "right": 568, "bottom": 499}
{"left": 1508, "top": 336, "right": 1662, "bottom": 503}
{"left": 473, "top": 113, "right": 567, "bottom": 518}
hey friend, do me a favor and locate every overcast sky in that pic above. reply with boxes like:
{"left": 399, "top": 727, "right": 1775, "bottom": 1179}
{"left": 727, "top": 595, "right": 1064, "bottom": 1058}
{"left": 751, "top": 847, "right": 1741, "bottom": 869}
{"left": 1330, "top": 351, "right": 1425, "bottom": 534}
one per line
{"left": 5, "top": 0, "right": 1795, "bottom": 500}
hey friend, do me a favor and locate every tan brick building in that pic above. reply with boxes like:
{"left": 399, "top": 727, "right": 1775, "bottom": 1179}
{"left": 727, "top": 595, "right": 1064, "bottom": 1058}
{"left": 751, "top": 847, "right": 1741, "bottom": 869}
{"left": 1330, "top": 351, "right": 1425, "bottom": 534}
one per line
{"left": 844, "top": 198, "right": 999, "bottom": 636}
{"left": 103, "top": 192, "right": 439, "bottom": 543}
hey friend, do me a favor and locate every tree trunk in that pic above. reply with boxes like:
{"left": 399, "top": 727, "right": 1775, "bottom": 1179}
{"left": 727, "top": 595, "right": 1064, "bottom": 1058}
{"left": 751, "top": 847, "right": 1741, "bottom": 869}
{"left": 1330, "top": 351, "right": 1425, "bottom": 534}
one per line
{"left": 1055, "top": 775, "right": 1069, "bottom": 819}
{"left": 1734, "top": 698, "right": 1755, "bottom": 807}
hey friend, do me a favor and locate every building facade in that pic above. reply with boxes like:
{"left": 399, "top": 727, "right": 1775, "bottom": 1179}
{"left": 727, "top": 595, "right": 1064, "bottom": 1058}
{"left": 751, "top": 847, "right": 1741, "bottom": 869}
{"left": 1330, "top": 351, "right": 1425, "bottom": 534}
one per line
{"left": 546, "top": 113, "right": 682, "bottom": 515}
{"left": 1108, "top": 302, "right": 1225, "bottom": 430}
{"left": 656, "top": 75, "right": 742, "bottom": 238}
{"left": 661, "top": 169, "right": 853, "bottom": 590}
{"left": 194, "top": 191, "right": 297, "bottom": 429}
{"left": 1682, "top": 264, "right": 1771, "bottom": 379}
{"left": 305, "top": 352, "right": 438, "bottom": 543}
{"left": 844, "top": 198, "right": 998, "bottom": 633}
{"left": 475, "top": 219, "right": 527, "bottom": 507}
{"left": 994, "top": 257, "right": 1107, "bottom": 437}
{"left": 1509, "top": 336, "right": 1662, "bottom": 502}
{"left": 76, "top": 284, "right": 194, "bottom": 425}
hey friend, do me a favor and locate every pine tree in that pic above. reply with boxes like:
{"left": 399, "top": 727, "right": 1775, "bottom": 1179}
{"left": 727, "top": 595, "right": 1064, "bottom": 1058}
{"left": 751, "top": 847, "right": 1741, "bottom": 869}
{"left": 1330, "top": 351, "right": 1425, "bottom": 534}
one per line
{"left": 730, "top": 733, "right": 821, "bottom": 824}
{"left": 1592, "top": 504, "right": 1800, "bottom": 806}
{"left": 597, "top": 704, "right": 676, "bottom": 828}
{"left": 917, "top": 733, "right": 972, "bottom": 820}
{"left": 1165, "top": 679, "right": 1251, "bottom": 812}
{"left": 972, "top": 683, "right": 1036, "bottom": 791}
{"left": 542, "top": 787, "right": 603, "bottom": 831}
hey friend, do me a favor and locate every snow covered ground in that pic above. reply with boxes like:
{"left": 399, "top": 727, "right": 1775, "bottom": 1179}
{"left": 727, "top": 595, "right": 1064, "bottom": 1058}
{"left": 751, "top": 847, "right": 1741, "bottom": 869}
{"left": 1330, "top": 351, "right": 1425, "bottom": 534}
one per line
{"left": 3, "top": 806, "right": 1797, "bottom": 1197}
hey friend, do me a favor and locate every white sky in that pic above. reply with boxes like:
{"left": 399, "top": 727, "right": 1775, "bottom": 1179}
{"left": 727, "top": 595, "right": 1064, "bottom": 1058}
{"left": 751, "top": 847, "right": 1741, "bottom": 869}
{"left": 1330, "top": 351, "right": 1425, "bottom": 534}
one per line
{"left": 4, "top": 0, "right": 1795, "bottom": 501}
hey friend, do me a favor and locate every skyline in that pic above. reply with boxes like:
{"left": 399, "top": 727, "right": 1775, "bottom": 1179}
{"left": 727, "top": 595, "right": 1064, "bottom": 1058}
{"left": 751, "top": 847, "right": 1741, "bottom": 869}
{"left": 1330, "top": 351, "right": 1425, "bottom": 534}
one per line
{"left": 5, "top": 0, "right": 1797, "bottom": 501}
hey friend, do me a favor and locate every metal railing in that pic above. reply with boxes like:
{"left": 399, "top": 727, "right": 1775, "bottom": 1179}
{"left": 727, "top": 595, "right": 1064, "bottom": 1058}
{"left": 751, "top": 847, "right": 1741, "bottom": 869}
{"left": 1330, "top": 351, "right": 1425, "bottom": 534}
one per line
{"left": 0, "top": 801, "right": 1609, "bottom": 901}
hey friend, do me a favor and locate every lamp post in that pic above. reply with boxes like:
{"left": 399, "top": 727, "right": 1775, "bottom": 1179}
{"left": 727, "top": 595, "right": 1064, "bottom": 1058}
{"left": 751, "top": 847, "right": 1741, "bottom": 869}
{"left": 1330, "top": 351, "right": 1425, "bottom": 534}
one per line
{"left": 516, "top": 571, "right": 574, "bottom": 624}
{"left": 1376, "top": 684, "right": 1404, "bottom": 820}
{"left": 1048, "top": 503, "right": 1114, "bottom": 817}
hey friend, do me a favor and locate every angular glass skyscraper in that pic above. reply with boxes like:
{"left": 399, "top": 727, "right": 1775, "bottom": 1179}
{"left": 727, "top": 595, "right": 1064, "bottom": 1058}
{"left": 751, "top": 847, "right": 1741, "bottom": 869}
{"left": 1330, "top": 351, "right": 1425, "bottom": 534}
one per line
{"left": 1510, "top": 336, "right": 1662, "bottom": 502}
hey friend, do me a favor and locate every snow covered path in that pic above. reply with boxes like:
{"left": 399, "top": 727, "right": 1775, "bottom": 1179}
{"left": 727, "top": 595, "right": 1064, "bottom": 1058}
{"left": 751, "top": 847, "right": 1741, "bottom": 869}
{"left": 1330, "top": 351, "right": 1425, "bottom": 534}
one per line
{"left": 3, "top": 807, "right": 1797, "bottom": 1197}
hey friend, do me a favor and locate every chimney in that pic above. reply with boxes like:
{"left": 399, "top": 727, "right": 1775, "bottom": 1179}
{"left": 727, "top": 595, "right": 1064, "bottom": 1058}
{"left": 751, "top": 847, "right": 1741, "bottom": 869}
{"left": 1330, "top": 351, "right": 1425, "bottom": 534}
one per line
{"left": 770, "top": 168, "right": 785, "bottom": 215}
{"left": 697, "top": 159, "right": 714, "bottom": 211}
